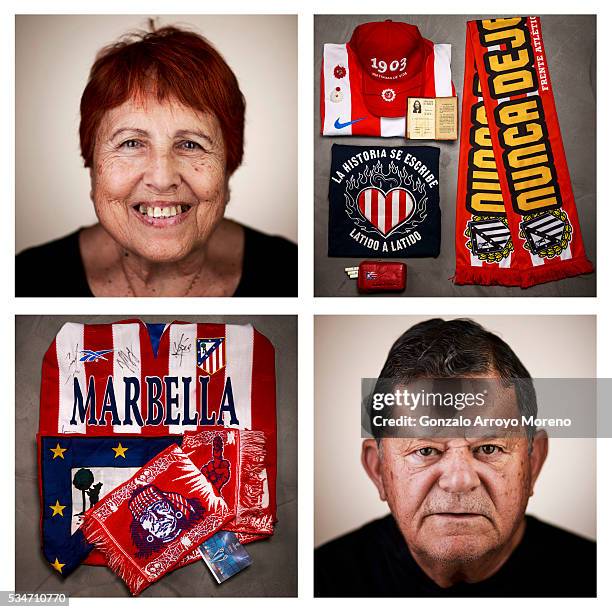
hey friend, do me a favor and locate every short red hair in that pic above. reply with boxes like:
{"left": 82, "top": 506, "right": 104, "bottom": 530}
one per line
{"left": 79, "top": 25, "right": 245, "bottom": 175}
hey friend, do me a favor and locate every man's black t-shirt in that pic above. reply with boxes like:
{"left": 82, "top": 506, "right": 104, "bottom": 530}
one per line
{"left": 315, "top": 514, "right": 596, "bottom": 597}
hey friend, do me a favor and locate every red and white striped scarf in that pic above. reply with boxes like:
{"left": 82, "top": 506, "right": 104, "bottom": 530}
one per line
{"left": 454, "top": 17, "right": 593, "bottom": 287}
{"left": 182, "top": 428, "right": 274, "bottom": 539}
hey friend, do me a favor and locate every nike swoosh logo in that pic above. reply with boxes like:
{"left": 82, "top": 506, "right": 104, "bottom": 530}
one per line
{"left": 334, "top": 117, "right": 366, "bottom": 129}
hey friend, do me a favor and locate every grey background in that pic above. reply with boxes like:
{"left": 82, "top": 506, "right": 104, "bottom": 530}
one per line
{"left": 314, "top": 15, "right": 596, "bottom": 297}
{"left": 15, "top": 315, "right": 297, "bottom": 597}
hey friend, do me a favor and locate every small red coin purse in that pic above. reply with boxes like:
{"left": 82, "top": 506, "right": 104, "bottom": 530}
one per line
{"left": 357, "top": 261, "right": 407, "bottom": 293}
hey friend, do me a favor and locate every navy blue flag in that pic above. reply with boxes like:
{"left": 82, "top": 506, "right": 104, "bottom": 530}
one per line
{"left": 39, "top": 435, "right": 181, "bottom": 577}
{"left": 328, "top": 144, "right": 441, "bottom": 258}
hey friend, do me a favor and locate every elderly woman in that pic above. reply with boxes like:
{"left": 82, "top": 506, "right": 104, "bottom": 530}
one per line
{"left": 16, "top": 26, "right": 296, "bottom": 297}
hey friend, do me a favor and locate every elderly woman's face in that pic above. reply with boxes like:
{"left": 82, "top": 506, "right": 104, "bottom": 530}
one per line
{"left": 91, "top": 95, "right": 228, "bottom": 262}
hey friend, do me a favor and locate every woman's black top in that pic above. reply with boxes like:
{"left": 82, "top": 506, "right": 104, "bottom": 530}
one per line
{"left": 16, "top": 226, "right": 297, "bottom": 297}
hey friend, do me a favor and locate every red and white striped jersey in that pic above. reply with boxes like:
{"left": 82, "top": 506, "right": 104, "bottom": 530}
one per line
{"left": 321, "top": 41, "right": 454, "bottom": 137}
{"left": 38, "top": 319, "right": 277, "bottom": 516}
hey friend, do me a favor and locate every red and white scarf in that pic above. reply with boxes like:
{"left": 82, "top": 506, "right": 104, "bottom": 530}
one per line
{"left": 183, "top": 428, "right": 274, "bottom": 538}
{"left": 454, "top": 17, "right": 593, "bottom": 287}
{"left": 82, "top": 444, "right": 233, "bottom": 595}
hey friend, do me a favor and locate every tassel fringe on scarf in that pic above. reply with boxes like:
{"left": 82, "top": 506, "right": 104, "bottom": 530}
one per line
{"left": 82, "top": 445, "right": 232, "bottom": 595}
{"left": 182, "top": 429, "right": 274, "bottom": 538}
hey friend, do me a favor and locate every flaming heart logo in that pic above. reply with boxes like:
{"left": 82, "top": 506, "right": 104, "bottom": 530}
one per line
{"left": 355, "top": 187, "right": 416, "bottom": 237}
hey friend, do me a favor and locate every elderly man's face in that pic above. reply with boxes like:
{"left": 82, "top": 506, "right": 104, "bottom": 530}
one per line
{"left": 91, "top": 95, "right": 228, "bottom": 263}
{"left": 383, "top": 437, "right": 531, "bottom": 561}
{"left": 363, "top": 428, "right": 547, "bottom": 568}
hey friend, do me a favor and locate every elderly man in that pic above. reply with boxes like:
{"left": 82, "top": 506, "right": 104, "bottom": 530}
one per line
{"left": 315, "top": 318, "right": 595, "bottom": 597}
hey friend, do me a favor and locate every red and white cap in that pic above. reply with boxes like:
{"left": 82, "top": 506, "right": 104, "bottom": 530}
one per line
{"left": 349, "top": 20, "right": 428, "bottom": 118}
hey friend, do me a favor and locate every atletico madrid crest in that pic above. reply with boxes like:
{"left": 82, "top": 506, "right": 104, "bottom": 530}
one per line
{"left": 196, "top": 338, "right": 226, "bottom": 375}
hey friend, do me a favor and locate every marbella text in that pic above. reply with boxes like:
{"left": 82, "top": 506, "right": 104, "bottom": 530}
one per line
{"left": 70, "top": 375, "right": 240, "bottom": 426}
